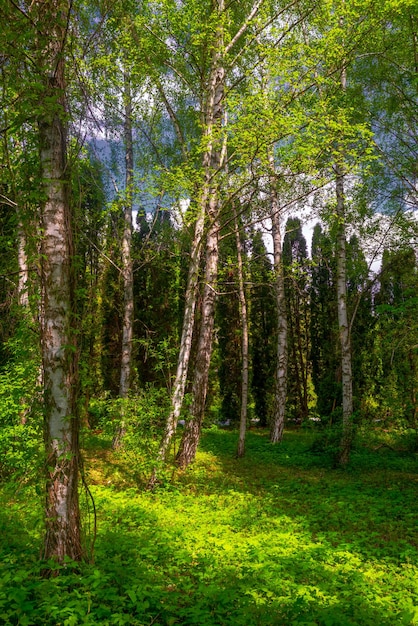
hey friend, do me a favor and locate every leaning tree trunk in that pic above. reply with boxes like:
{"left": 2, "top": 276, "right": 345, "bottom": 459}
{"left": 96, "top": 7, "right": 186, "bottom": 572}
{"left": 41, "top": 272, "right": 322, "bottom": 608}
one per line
{"left": 113, "top": 72, "right": 134, "bottom": 449}
{"left": 148, "top": 10, "right": 224, "bottom": 484}
{"left": 17, "top": 220, "right": 29, "bottom": 308}
{"left": 269, "top": 158, "right": 288, "bottom": 444}
{"left": 36, "top": 0, "right": 83, "bottom": 565}
{"left": 147, "top": 200, "right": 205, "bottom": 485}
{"left": 152, "top": 0, "right": 263, "bottom": 475}
{"left": 176, "top": 204, "right": 220, "bottom": 468}
{"left": 149, "top": 45, "right": 222, "bottom": 481}
{"left": 175, "top": 0, "right": 225, "bottom": 470}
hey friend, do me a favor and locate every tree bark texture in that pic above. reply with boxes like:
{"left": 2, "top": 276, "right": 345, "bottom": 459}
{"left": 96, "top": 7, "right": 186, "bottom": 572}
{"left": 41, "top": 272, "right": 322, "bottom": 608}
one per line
{"left": 336, "top": 58, "right": 353, "bottom": 465}
{"left": 235, "top": 210, "right": 249, "bottom": 459}
{"left": 36, "top": 0, "right": 82, "bottom": 564}
{"left": 153, "top": 203, "right": 205, "bottom": 463}
{"left": 176, "top": 2, "right": 225, "bottom": 468}
{"left": 17, "top": 221, "right": 29, "bottom": 307}
{"left": 269, "top": 159, "right": 288, "bottom": 444}
{"left": 113, "top": 72, "right": 134, "bottom": 448}
{"left": 335, "top": 163, "right": 353, "bottom": 465}
{"left": 176, "top": 205, "right": 220, "bottom": 468}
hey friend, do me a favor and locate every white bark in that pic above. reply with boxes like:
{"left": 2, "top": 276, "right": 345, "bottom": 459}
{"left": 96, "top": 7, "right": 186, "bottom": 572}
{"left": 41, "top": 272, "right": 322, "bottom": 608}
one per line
{"left": 336, "top": 57, "right": 353, "bottom": 465}
{"left": 176, "top": 206, "right": 220, "bottom": 468}
{"left": 150, "top": 0, "right": 260, "bottom": 478}
{"left": 176, "top": 0, "right": 225, "bottom": 469}
{"left": 36, "top": 0, "right": 82, "bottom": 564}
{"left": 335, "top": 162, "right": 353, "bottom": 464}
{"left": 154, "top": 203, "right": 205, "bottom": 461}
{"left": 235, "top": 210, "right": 249, "bottom": 458}
{"left": 113, "top": 72, "right": 134, "bottom": 448}
{"left": 17, "top": 222, "right": 29, "bottom": 308}
{"left": 269, "top": 156, "right": 288, "bottom": 444}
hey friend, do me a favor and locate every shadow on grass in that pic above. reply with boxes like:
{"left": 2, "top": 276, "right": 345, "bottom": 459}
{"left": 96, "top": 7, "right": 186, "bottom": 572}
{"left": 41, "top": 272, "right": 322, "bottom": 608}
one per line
{"left": 0, "top": 428, "right": 417, "bottom": 625}
{"left": 38, "top": 487, "right": 415, "bottom": 625}
{"left": 191, "top": 428, "right": 418, "bottom": 562}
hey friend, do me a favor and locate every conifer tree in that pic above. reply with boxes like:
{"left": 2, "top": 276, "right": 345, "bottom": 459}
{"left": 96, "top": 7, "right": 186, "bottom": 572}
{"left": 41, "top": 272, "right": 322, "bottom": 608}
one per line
{"left": 249, "top": 231, "right": 276, "bottom": 428}
{"left": 283, "top": 217, "right": 310, "bottom": 421}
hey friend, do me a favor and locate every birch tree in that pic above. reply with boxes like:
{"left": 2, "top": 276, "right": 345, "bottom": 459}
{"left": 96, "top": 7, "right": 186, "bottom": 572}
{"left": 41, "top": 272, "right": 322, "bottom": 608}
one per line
{"left": 234, "top": 209, "right": 250, "bottom": 458}
{"left": 113, "top": 71, "right": 135, "bottom": 448}
{"left": 33, "top": 0, "right": 83, "bottom": 563}
{"left": 269, "top": 156, "right": 288, "bottom": 443}
{"left": 283, "top": 217, "right": 310, "bottom": 422}
{"left": 143, "top": 0, "right": 265, "bottom": 475}
{"left": 175, "top": 0, "right": 226, "bottom": 468}
{"left": 176, "top": 0, "right": 265, "bottom": 469}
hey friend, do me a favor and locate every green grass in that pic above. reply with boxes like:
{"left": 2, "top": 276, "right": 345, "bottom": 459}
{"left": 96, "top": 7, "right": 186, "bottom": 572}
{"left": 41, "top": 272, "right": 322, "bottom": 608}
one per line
{"left": 0, "top": 428, "right": 417, "bottom": 625}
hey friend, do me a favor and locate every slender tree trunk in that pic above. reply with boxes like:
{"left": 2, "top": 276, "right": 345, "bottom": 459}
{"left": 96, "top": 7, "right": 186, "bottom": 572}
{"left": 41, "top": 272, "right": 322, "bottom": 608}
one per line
{"left": 269, "top": 158, "right": 288, "bottom": 443}
{"left": 113, "top": 72, "right": 134, "bottom": 448}
{"left": 176, "top": 200, "right": 220, "bottom": 468}
{"left": 36, "top": 0, "right": 83, "bottom": 565}
{"left": 147, "top": 201, "right": 205, "bottom": 487}
{"left": 17, "top": 221, "right": 29, "bottom": 307}
{"left": 175, "top": 0, "right": 225, "bottom": 469}
{"left": 157, "top": 204, "right": 205, "bottom": 448}
{"left": 336, "top": 163, "right": 353, "bottom": 464}
{"left": 235, "top": 210, "right": 249, "bottom": 458}
{"left": 149, "top": 57, "right": 224, "bottom": 481}
{"left": 301, "top": 305, "right": 310, "bottom": 420}
{"left": 147, "top": 27, "right": 224, "bottom": 484}
{"left": 17, "top": 220, "right": 32, "bottom": 425}
{"left": 335, "top": 58, "right": 353, "bottom": 466}
{"left": 150, "top": 0, "right": 261, "bottom": 478}
{"left": 296, "top": 303, "right": 309, "bottom": 420}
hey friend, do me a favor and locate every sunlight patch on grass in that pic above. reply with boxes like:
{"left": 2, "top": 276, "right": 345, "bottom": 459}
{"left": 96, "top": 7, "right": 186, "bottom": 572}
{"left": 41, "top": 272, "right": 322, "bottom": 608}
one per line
{"left": 0, "top": 428, "right": 417, "bottom": 625}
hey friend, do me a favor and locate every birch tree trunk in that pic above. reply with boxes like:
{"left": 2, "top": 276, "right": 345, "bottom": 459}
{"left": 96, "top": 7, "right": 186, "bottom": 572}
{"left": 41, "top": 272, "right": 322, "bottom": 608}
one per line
{"left": 150, "top": 0, "right": 262, "bottom": 477}
{"left": 149, "top": 36, "right": 222, "bottom": 478}
{"left": 36, "top": 0, "right": 83, "bottom": 565}
{"left": 235, "top": 210, "right": 249, "bottom": 459}
{"left": 148, "top": 10, "right": 224, "bottom": 485}
{"left": 176, "top": 206, "right": 220, "bottom": 468}
{"left": 336, "top": 55, "right": 353, "bottom": 465}
{"left": 149, "top": 202, "right": 205, "bottom": 472}
{"left": 335, "top": 160, "right": 353, "bottom": 465}
{"left": 269, "top": 159, "right": 288, "bottom": 444}
{"left": 113, "top": 72, "right": 134, "bottom": 448}
{"left": 176, "top": 0, "right": 226, "bottom": 469}
{"left": 17, "top": 221, "right": 29, "bottom": 308}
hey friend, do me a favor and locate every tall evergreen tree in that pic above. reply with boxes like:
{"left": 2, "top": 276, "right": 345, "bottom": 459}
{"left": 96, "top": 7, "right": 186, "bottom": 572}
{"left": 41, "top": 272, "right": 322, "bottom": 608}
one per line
{"left": 283, "top": 217, "right": 310, "bottom": 422}
{"left": 310, "top": 224, "right": 339, "bottom": 419}
{"left": 374, "top": 247, "right": 418, "bottom": 426}
{"left": 249, "top": 230, "right": 276, "bottom": 427}
{"left": 216, "top": 230, "right": 242, "bottom": 426}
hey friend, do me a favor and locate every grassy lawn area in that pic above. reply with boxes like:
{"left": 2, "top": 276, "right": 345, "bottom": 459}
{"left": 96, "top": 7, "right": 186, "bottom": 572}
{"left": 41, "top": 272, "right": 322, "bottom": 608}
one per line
{"left": 0, "top": 427, "right": 417, "bottom": 625}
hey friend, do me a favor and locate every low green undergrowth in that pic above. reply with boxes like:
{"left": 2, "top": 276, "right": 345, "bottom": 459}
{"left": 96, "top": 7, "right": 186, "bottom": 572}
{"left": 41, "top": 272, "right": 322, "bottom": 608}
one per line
{"left": 0, "top": 428, "right": 417, "bottom": 625}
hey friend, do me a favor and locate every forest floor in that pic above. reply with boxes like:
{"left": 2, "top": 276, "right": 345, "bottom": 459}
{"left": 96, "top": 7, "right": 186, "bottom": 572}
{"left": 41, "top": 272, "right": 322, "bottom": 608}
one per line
{"left": 0, "top": 426, "right": 417, "bottom": 625}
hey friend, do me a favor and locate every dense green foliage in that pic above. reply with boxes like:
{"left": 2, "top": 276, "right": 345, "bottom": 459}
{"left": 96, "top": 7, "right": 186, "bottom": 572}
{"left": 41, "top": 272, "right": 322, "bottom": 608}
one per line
{"left": 1, "top": 428, "right": 417, "bottom": 625}
{"left": 0, "top": 0, "right": 417, "bottom": 600}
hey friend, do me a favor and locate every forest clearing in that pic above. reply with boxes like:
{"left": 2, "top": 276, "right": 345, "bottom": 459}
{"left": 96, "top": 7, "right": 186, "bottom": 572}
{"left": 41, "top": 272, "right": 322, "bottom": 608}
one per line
{"left": 0, "top": 0, "right": 417, "bottom": 622}
{"left": 1, "top": 426, "right": 417, "bottom": 625}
